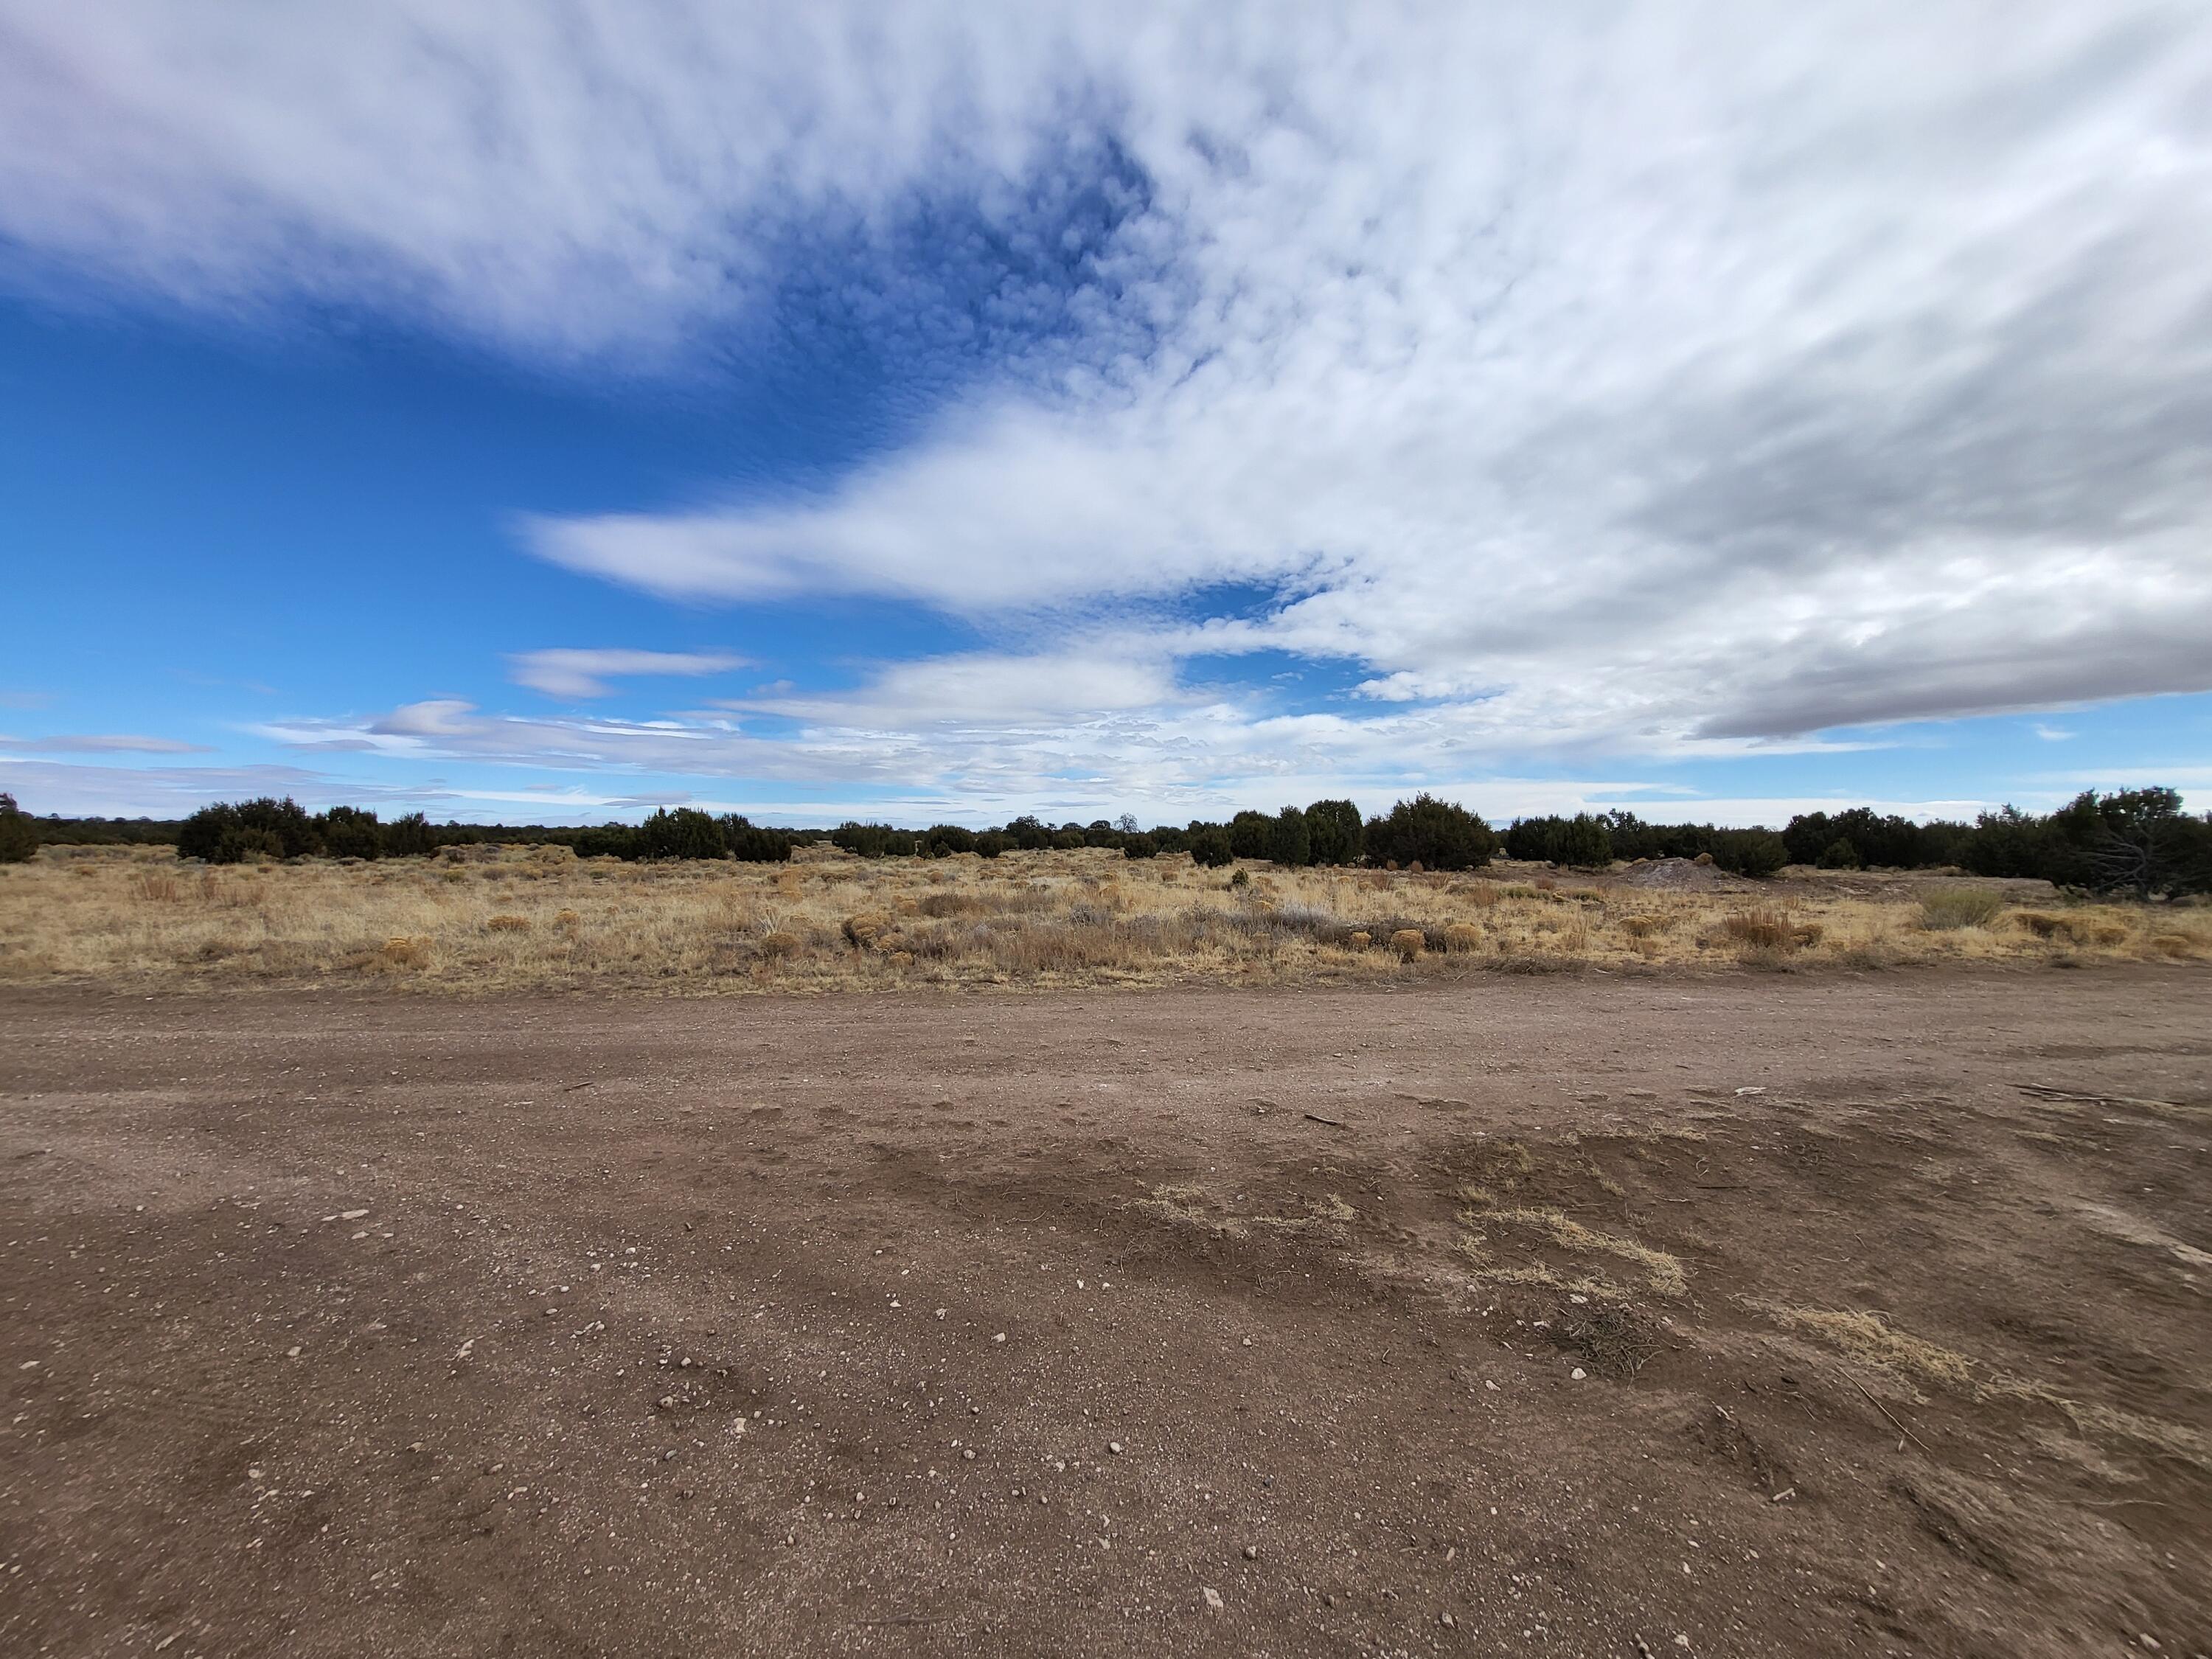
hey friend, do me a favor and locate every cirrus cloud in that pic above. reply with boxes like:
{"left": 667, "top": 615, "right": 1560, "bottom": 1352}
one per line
{"left": 506, "top": 647, "right": 750, "bottom": 700}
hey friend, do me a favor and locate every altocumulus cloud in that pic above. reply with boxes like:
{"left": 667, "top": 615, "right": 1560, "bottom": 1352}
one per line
{"left": 7, "top": 2, "right": 2211, "bottom": 784}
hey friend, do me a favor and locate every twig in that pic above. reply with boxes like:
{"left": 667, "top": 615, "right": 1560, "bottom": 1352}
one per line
{"left": 1303, "top": 1112, "right": 1349, "bottom": 1128}
{"left": 1846, "top": 1374, "right": 1929, "bottom": 1453}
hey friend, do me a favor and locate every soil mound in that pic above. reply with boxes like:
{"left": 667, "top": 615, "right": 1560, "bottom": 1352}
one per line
{"left": 1615, "top": 855, "right": 1747, "bottom": 892}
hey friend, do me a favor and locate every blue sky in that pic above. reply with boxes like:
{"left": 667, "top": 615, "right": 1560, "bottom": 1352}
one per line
{"left": 2, "top": 4, "right": 2208, "bottom": 828}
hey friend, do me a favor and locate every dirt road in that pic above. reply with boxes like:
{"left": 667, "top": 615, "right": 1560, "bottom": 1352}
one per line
{"left": 3, "top": 971, "right": 2208, "bottom": 1657}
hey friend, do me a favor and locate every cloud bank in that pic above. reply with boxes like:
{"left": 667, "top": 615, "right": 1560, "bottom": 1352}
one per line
{"left": 6, "top": 1, "right": 2210, "bottom": 786}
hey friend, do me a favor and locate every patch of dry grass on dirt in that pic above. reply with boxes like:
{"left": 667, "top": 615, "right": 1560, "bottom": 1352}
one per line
{"left": 1457, "top": 1197, "right": 1688, "bottom": 1297}
{"left": 1751, "top": 1301, "right": 1979, "bottom": 1389}
{"left": 1749, "top": 1300, "right": 2212, "bottom": 1471}
{"left": 1, "top": 841, "right": 2202, "bottom": 993}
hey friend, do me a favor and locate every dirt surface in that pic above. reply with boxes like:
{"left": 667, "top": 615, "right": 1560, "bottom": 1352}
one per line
{"left": 3, "top": 972, "right": 2208, "bottom": 1658}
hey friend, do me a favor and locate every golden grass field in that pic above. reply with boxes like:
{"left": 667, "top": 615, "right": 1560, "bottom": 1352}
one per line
{"left": 4, "top": 841, "right": 2206, "bottom": 992}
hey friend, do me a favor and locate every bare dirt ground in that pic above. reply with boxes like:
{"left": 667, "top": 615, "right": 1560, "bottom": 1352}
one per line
{"left": 2, "top": 972, "right": 2208, "bottom": 1658}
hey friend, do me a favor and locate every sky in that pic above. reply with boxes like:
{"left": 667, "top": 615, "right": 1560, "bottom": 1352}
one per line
{"left": 2, "top": 2, "right": 2209, "bottom": 830}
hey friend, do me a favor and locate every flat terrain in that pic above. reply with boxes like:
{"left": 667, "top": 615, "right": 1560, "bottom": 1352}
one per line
{"left": 2, "top": 973, "right": 2208, "bottom": 1658}
{"left": 7, "top": 841, "right": 2204, "bottom": 993}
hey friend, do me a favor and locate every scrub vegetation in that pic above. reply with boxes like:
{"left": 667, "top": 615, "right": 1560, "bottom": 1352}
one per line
{"left": 1, "top": 838, "right": 2203, "bottom": 992}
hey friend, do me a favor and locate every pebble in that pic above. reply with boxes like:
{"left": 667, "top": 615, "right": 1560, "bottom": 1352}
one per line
{"left": 285, "top": 1346, "right": 302, "bottom": 1359}
{"left": 1441, "top": 1612, "right": 1456, "bottom": 1628}
{"left": 340, "top": 1208, "right": 369, "bottom": 1220}
{"left": 1242, "top": 1544, "right": 1259, "bottom": 1559}
{"left": 992, "top": 1332, "right": 1006, "bottom": 1344}
{"left": 1201, "top": 1587, "right": 1223, "bottom": 1611}
{"left": 935, "top": 1308, "right": 947, "bottom": 1321}
{"left": 1571, "top": 1367, "right": 1587, "bottom": 1380}
{"left": 1108, "top": 1441, "right": 1124, "bottom": 1455}
{"left": 961, "top": 1449, "right": 976, "bottom": 1462}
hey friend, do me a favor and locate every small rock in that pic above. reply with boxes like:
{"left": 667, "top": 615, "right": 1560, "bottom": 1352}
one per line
{"left": 1441, "top": 1611, "right": 1456, "bottom": 1628}
{"left": 1675, "top": 1638, "right": 1691, "bottom": 1650}
{"left": 934, "top": 1308, "right": 947, "bottom": 1321}
{"left": 285, "top": 1346, "right": 302, "bottom": 1359}
{"left": 1108, "top": 1441, "right": 1124, "bottom": 1455}
{"left": 992, "top": 1332, "right": 1006, "bottom": 1344}
{"left": 1571, "top": 1367, "right": 1587, "bottom": 1380}
{"left": 1242, "top": 1544, "right": 1259, "bottom": 1559}
{"left": 961, "top": 1449, "right": 976, "bottom": 1461}
{"left": 1732, "top": 1087, "right": 1764, "bottom": 1098}
{"left": 340, "top": 1208, "right": 370, "bottom": 1220}
{"left": 1201, "top": 1587, "right": 1224, "bottom": 1611}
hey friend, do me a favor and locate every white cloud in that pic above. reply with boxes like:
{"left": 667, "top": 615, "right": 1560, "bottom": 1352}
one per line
{"left": 507, "top": 647, "right": 749, "bottom": 700}
{"left": 0, "top": 733, "right": 212, "bottom": 754}
{"left": 7, "top": 3, "right": 2211, "bottom": 771}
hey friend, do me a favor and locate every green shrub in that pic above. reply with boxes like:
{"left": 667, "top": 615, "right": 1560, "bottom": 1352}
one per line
{"left": 723, "top": 815, "right": 794, "bottom": 862}
{"left": 1267, "top": 805, "right": 1312, "bottom": 867}
{"left": 1304, "top": 799, "right": 1363, "bottom": 866}
{"left": 1187, "top": 825, "right": 1234, "bottom": 868}
{"left": 1363, "top": 794, "right": 1496, "bottom": 871}
{"left": 1228, "top": 810, "right": 1273, "bottom": 860}
{"left": 1122, "top": 833, "right": 1159, "bottom": 860}
{"left": 317, "top": 804, "right": 383, "bottom": 860}
{"left": 1711, "top": 827, "right": 1787, "bottom": 878}
{"left": 381, "top": 812, "right": 435, "bottom": 858}
{"left": 921, "top": 824, "right": 977, "bottom": 858}
{"left": 0, "top": 793, "right": 35, "bottom": 863}
{"left": 639, "top": 807, "right": 726, "bottom": 860}
{"left": 572, "top": 823, "right": 641, "bottom": 860}
{"left": 177, "top": 797, "right": 320, "bottom": 863}
{"left": 1817, "top": 837, "right": 1860, "bottom": 869}
{"left": 1507, "top": 812, "right": 1612, "bottom": 867}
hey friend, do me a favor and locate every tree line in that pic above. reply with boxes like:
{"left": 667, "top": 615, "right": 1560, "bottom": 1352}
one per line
{"left": 1, "top": 787, "right": 2203, "bottom": 896}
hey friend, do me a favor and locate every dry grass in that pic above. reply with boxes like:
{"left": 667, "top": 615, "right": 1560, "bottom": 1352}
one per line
{"left": 1919, "top": 888, "right": 2008, "bottom": 931}
{"left": 1750, "top": 1299, "right": 2212, "bottom": 1470}
{"left": 1752, "top": 1301, "right": 1978, "bottom": 1389}
{"left": 1464, "top": 1203, "right": 1688, "bottom": 1296}
{"left": 1, "top": 842, "right": 2203, "bottom": 994}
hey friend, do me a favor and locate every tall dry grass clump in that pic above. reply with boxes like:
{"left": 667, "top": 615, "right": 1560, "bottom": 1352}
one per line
{"left": 1919, "top": 888, "right": 2006, "bottom": 931}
